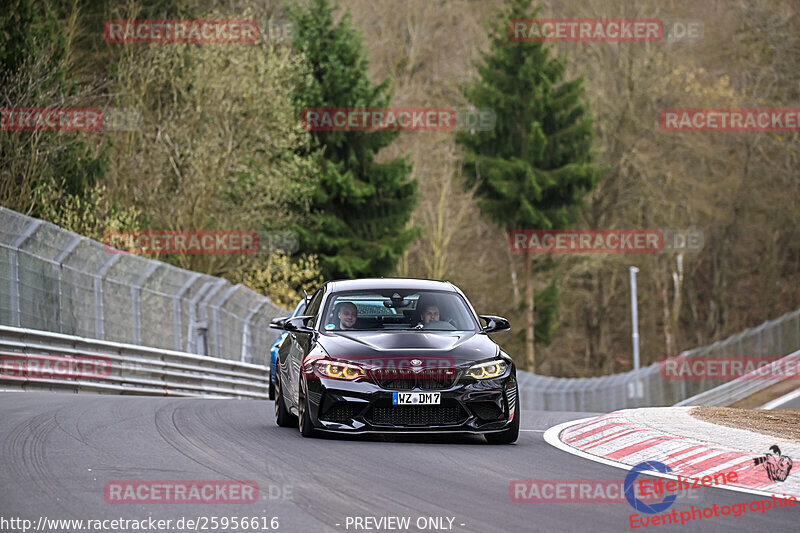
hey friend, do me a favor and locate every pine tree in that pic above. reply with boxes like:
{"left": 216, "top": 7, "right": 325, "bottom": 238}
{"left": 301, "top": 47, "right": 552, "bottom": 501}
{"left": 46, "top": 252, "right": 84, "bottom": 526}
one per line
{"left": 457, "top": 0, "right": 602, "bottom": 371}
{"left": 289, "top": 0, "right": 418, "bottom": 280}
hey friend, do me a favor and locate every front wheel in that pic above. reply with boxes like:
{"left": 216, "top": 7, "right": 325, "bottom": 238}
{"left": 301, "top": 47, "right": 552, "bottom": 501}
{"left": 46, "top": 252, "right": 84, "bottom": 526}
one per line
{"left": 274, "top": 373, "right": 297, "bottom": 428}
{"left": 485, "top": 404, "right": 519, "bottom": 444}
{"left": 298, "top": 378, "right": 318, "bottom": 438}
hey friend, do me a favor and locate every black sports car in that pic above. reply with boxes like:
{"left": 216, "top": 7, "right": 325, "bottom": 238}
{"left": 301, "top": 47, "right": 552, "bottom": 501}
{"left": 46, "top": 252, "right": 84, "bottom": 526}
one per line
{"left": 270, "top": 278, "right": 519, "bottom": 443}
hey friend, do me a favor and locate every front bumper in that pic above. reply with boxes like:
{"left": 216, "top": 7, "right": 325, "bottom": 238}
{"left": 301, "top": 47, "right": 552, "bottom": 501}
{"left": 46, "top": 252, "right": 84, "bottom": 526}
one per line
{"left": 304, "top": 373, "right": 517, "bottom": 434}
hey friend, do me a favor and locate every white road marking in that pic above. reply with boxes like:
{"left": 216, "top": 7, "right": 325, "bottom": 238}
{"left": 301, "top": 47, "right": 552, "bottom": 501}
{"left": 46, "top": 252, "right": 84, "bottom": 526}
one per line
{"left": 761, "top": 387, "right": 800, "bottom": 409}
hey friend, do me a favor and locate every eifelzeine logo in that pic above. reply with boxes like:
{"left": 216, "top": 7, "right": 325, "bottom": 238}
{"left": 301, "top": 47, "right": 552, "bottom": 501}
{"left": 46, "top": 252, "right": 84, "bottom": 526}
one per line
{"left": 104, "top": 20, "right": 259, "bottom": 43}
{"left": 754, "top": 445, "right": 793, "bottom": 483}
{"left": 1, "top": 108, "right": 102, "bottom": 131}
{"left": 510, "top": 19, "right": 663, "bottom": 42}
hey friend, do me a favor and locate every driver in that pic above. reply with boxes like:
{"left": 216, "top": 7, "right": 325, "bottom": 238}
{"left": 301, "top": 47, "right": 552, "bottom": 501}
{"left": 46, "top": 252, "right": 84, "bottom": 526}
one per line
{"left": 420, "top": 304, "right": 440, "bottom": 326}
{"left": 337, "top": 302, "right": 358, "bottom": 330}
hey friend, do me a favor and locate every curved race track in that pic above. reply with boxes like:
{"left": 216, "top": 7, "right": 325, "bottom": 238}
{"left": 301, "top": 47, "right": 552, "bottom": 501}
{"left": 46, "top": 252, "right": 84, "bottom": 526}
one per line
{"left": 0, "top": 392, "right": 796, "bottom": 532}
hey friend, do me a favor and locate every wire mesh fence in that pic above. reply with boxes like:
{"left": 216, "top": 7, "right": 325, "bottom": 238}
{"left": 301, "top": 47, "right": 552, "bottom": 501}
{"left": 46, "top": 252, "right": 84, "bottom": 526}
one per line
{"left": 516, "top": 308, "right": 800, "bottom": 411}
{"left": 0, "top": 206, "right": 287, "bottom": 366}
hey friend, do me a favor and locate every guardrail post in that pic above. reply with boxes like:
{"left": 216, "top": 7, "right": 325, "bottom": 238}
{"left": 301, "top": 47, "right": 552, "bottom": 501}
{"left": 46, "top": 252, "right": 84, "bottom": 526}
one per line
{"left": 131, "top": 262, "right": 160, "bottom": 345}
{"left": 173, "top": 272, "right": 201, "bottom": 351}
{"left": 187, "top": 281, "right": 215, "bottom": 354}
{"left": 758, "top": 327, "right": 763, "bottom": 356}
{"left": 211, "top": 284, "right": 240, "bottom": 358}
{"left": 611, "top": 374, "right": 625, "bottom": 411}
{"left": 94, "top": 254, "right": 122, "bottom": 340}
{"left": 8, "top": 220, "right": 42, "bottom": 327}
{"left": 554, "top": 379, "right": 569, "bottom": 411}
{"left": 52, "top": 235, "right": 84, "bottom": 333}
{"left": 242, "top": 300, "right": 267, "bottom": 363}
{"left": 188, "top": 280, "right": 225, "bottom": 355}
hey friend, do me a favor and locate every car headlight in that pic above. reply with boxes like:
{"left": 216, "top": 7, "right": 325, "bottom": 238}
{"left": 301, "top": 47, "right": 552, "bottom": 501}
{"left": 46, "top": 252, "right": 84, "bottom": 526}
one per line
{"left": 467, "top": 360, "right": 508, "bottom": 379}
{"left": 315, "top": 360, "right": 365, "bottom": 380}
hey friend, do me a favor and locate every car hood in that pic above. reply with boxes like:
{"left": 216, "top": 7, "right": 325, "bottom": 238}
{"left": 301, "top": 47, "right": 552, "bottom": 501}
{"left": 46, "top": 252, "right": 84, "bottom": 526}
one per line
{"left": 317, "top": 330, "right": 499, "bottom": 366}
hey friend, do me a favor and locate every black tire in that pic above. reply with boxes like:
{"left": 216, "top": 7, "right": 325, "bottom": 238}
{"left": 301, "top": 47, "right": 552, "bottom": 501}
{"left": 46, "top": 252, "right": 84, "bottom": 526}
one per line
{"left": 274, "top": 373, "right": 297, "bottom": 427}
{"left": 269, "top": 376, "right": 275, "bottom": 401}
{"left": 485, "top": 403, "right": 520, "bottom": 444}
{"left": 297, "top": 378, "right": 318, "bottom": 438}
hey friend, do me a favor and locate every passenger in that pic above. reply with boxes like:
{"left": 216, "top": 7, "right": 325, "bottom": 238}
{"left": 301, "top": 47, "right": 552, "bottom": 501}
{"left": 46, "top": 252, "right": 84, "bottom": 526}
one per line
{"left": 337, "top": 302, "right": 358, "bottom": 330}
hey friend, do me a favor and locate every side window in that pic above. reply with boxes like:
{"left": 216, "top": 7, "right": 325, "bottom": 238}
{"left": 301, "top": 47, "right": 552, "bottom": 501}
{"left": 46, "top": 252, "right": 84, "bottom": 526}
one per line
{"left": 304, "top": 289, "right": 324, "bottom": 328}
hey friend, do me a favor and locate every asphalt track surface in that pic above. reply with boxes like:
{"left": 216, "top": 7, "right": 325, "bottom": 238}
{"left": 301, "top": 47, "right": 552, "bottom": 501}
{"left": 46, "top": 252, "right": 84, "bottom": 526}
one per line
{"left": 0, "top": 392, "right": 797, "bottom": 533}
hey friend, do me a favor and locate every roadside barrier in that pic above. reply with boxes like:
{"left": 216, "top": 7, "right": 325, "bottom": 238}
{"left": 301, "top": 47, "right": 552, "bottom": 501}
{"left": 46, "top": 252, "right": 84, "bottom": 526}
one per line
{"left": 0, "top": 326, "right": 269, "bottom": 398}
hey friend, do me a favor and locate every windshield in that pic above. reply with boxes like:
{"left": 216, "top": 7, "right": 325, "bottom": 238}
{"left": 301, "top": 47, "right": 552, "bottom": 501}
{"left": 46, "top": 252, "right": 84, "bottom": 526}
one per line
{"left": 321, "top": 290, "right": 479, "bottom": 332}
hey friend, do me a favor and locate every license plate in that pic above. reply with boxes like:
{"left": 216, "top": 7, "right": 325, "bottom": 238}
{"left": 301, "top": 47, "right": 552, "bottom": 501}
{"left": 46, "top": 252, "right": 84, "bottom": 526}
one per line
{"left": 392, "top": 392, "right": 441, "bottom": 405}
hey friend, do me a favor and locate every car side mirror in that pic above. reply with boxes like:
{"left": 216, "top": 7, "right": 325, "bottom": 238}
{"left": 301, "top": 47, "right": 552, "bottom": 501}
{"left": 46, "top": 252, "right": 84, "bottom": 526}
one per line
{"left": 269, "top": 316, "right": 288, "bottom": 330}
{"left": 284, "top": 315, "right": 315, "bottom": 334}
{"left": 480, "top": 315, "right": 510, "bottom": 333}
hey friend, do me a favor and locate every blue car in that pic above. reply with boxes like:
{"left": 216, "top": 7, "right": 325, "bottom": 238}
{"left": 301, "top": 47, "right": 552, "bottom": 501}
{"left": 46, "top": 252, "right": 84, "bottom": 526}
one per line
{"left": 269, "top": 298, "right": 308, "bottom": 400}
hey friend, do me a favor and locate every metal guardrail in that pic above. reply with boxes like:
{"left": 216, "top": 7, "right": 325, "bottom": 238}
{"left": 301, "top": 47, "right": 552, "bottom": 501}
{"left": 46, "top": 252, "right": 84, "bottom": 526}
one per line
{"left": 674, "top": 349, "right": 800, "bottom": 407}
{"left": 0, "top": 326, "right": 269, "bottom": 399}
{"left": 0, "top": 206, "right": 288, "bottom": 365}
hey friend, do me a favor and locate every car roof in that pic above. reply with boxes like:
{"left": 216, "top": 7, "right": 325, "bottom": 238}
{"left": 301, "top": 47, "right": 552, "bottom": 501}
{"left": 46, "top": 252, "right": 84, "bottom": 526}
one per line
{"left": 327, "top": 278, "right": 457, "bottom": 293}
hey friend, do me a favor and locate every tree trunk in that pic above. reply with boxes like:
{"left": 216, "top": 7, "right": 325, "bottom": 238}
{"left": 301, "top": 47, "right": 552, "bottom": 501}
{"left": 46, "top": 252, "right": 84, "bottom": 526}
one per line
{"left": 525, "top": 252, "right": 535, "bottom": 373}
{"left": 506, "top": 246, "right": 520, "bottom": 309}
{"left": 671, "top": 253, "right": 684, "bottom": 355}
{"left": 661, "top": 280, "right": 672, "bottom": 358}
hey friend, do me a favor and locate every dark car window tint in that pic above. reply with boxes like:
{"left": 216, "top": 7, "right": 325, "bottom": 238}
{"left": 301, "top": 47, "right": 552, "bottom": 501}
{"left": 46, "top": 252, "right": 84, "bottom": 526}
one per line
{"left": 305, "top": 289, "right": 324, "bottom": 327}
{"left": 321, "top": 290, "right": 479, "bottom": 331}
